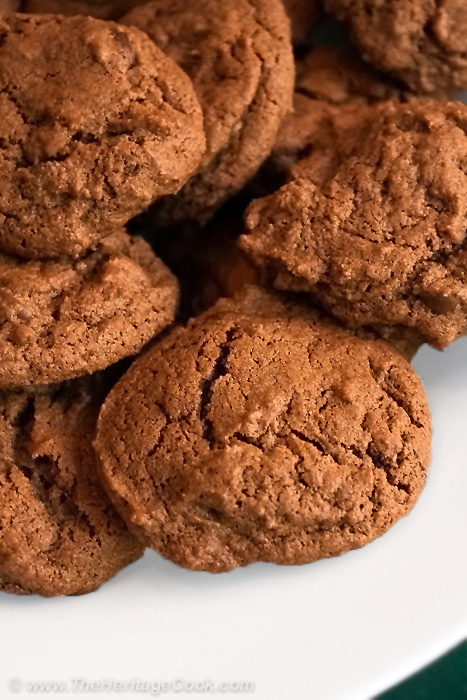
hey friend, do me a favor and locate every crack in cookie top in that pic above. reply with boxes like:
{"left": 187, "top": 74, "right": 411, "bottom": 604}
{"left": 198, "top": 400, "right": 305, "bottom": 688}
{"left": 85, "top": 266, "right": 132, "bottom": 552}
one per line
{"left": 0, "top": 13, "right": 205, "bottom": 258}
{"left": 95, "top": 287, "right": 431, "bottom": 573}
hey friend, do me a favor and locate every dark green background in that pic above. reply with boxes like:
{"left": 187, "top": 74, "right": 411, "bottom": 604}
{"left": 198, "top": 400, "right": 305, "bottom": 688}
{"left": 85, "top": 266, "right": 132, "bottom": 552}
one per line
{"left": 376, "top": 643, "right": 466, "bottom": 700}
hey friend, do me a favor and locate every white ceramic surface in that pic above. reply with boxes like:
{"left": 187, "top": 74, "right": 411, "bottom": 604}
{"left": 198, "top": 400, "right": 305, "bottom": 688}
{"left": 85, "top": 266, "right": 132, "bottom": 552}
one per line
{"left": 0, "top": 339, "right": 466, "bottom": 700}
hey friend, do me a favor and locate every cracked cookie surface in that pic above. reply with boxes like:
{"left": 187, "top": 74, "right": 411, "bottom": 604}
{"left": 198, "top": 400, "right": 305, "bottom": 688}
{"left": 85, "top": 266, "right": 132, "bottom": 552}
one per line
{"left": 0, "top": 375, "right": 144, "bottom": 597}
{"left": 121, "top": 0, "right": 294, "bottom": 225}
{"left": 0, "top": 13, "right": 205, "bottom": 258}
{"left": 241, "top": 100, "right": 467, "bottom": 349}
{"left": 326, "top": 0, "right": 467, "bottom": 92}
{"left": 0, "top": 229, "right": 178, "bottom": 387}
{"left": 95, "top": 287, "right": 431, "bottom": 572}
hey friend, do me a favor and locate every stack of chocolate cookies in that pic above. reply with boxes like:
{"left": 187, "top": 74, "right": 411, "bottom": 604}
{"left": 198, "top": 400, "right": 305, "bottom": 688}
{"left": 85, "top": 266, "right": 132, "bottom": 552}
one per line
{"left": 1, "top": 0, "right": 466, "bottom": 596}
{"left": 0, "top": 12, "right": 201, "bottom": 595}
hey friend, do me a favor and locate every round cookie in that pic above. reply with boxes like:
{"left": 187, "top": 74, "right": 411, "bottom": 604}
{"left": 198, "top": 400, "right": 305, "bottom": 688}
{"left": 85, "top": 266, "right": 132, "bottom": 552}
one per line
{"left": 0, "top": 13, "right": 205, "bottom": 259}
{"left": 0, "top": 229, "right": 178, "bottom": 387}
{"left": 283, "top": 0, "right": 320, "bottom": 46}
{"left": 95, "top": 287, "right": 431, "bottom": 572}
{"left": 0, "top": 376, "right": 144, "bottom": 597}
{"left": 121, "top": 0, "right": 294, "bottom": 226}
{"left": 24, "top": 0, "right": 141, "bottom": 20}
{"left": 326, "top": 0, "right": 467, "bottom": 93}
{"left": 241, "top": 100, "right": 467, "bottom": 350}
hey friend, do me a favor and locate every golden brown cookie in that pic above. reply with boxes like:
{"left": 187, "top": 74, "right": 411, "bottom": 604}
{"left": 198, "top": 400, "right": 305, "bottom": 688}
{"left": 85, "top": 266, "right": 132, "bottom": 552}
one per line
{"left": 0, "top": 13, "right": 205, "bottom": 259}
{"left": 121, "top": 0, "right": 294, "bottom": 226}
{"left": 326, "top": 0, "right": 467, "bottom": 92}
{"left": 0, "top": 375, "right": 144, "bottom": 597}
{"left": 0, "top": 229, "right": 178, "bottom": 387}
{"left": 241, "top": 100, "right": 467, "bottom": 350}
{"left": 95, "top": 287, "right": 431, "bottom": 572}
{"left": 200, "top": 234, "right": 423, "bottom": 359}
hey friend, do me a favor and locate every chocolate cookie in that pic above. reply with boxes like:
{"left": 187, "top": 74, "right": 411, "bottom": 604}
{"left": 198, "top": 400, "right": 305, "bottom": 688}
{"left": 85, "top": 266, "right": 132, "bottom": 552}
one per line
{"left": 251, "top": 46, "right": 408, "bottom": 196}
{"left": 23, "top": 0, "right": 140, "bottom": 20}
{"left": 95, "top": 287, "right": 431, "bottom": 572}
{"left": 121, "top": 0, "right": 294, "bottom": 225}
{"left": 326, "top": 0, "right": 467, "bottom": 92}
{"left": 0, "top": 229, "right": 178, "bottom": 387}
{"left": 241, "top": 100, "right": 467, "bottom": 350}
{"left": 0, "top": 377, "right": 144, "bottom": 596}
{"left": 0, "top": 13, "right": 205, "bottom": 259}
{"left": 283, "top": 0, "right": 320, "bottom": 46}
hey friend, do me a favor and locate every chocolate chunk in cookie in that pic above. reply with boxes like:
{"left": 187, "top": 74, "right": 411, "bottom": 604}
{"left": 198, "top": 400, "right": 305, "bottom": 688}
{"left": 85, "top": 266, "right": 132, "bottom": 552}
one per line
{"left": 241, "top": 100, "right": 467, "bottom": 350}
{"left": 0, "top": 14, "right": 205, "bottom": 258}
{"left": 95, "top": 287, "right": 431, "bottom": 572}
{"left": 0, "top": 229, "right": 178, "bottom": 387}
{"left": 326, "top": 0, "right": 467, "bottom": 92}
{"left": 121, "top": 0, "right": 294, "bottom": 225}
{"left": 0, "top": 376, "right": 144, "bottom": 596}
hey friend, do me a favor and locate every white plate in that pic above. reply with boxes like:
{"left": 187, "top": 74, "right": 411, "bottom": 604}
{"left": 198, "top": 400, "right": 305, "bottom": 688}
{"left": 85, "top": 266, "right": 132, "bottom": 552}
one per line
{"left": 1, "top": 339, "right": 466, "bottom": 700}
